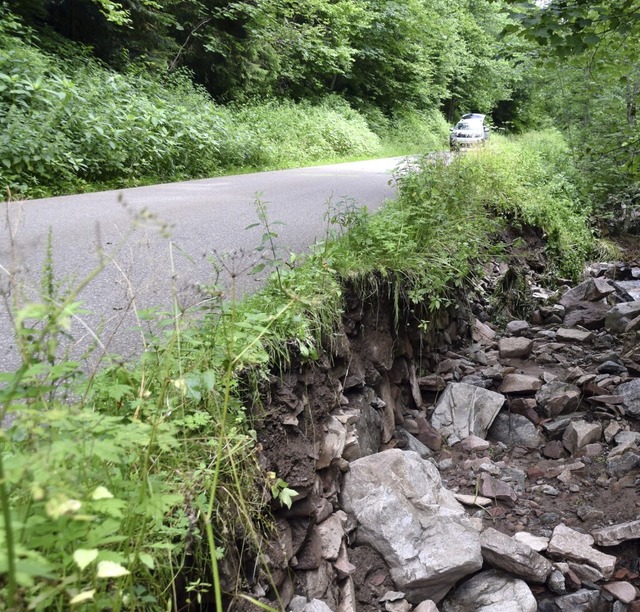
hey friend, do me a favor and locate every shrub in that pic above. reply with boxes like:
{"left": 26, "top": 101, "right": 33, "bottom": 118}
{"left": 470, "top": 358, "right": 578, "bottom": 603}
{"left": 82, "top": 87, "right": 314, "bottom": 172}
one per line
{"left": 0, "top": 14, "right": 385, "bottom": 197}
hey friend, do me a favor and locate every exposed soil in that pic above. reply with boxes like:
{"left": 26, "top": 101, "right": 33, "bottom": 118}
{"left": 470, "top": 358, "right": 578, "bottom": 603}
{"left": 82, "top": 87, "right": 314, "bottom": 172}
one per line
{"left": 240, "top": 230, "right": 640, "bottom": 611}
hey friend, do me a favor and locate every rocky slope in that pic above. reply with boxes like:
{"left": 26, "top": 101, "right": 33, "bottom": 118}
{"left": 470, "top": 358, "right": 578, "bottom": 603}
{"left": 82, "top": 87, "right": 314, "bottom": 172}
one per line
{"left": 237, "top": 250, "right": 640, "bottom": 612}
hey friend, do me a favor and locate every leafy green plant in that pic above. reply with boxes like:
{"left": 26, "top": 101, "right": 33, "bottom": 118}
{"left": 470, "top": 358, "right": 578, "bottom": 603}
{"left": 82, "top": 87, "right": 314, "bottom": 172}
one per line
{"left": 267, "top": 473, "right": 297, "bottom": 510}
{"left": 0, "top": 220, "right": 294, "bottom": 610}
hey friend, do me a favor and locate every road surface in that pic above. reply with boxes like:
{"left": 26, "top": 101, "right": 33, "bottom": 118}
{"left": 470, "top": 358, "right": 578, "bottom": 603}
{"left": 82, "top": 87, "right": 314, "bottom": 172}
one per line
{"left": 0, "top": 158, "right": 406, "bottom": 371}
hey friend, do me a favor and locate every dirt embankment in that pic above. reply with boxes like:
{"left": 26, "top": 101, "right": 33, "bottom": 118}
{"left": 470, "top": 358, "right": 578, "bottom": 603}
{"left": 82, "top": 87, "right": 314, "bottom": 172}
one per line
{"left": 228, "top": 231, "right": 640, "bottom": 611}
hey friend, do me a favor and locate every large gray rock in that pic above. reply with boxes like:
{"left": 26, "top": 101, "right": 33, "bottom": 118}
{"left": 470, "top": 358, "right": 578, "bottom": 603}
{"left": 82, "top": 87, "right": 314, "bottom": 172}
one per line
{"left": 543, "top": 412, "right": 587, "bottom": 439}
{"left": 563, "top": 302, "right": 609, "bottom": 330}
{"left": 513, "top": 531, "right": 549, "bottom": 552}
{"left": 488, "top": 412, "right": 544, "bottom": 448}
{"left": 301, "top": 560, "right": 340, "bottom": 607}
{"left": 394, "top": 428, "right": 433, "bottom": 459}
{"left": 480, "top": 474, "right": 517, "bottom": 505}
{"left": 607, "top": 448, "right": 640, "bottom": 478}
{"left": 592, "top": 519, "right": 640, "bottom": 546}
{"left": 602, "top": 581, "right": 637, "bottom": 604}
{"left": 431, "top": 383, "right": 505, "bottom": 444}
{"left": 506, "top": 320, "right": 530, "bottom": 336}
{"left": 616, "top": 378, "right": 640, "bottom": 419}
{"left": 560, "top": 278, "right": 615, "bottom": 308}
{"left": 317, "top": 512, "right": 346, "bottom": 561}
{"left": 535, "top": 381, "right": 581, "bottom": 418}
{"left": 441, "top": 570, "right": 536, "bottom": 612}
{"left": 605, "top": 301, "right": 640, "bottom": 333}
{"left": 480, "top": 528, "right": 553, "bottom": 583}
{"left": 473, "top": 319, "right": 496, "bottom": 344}
{"left": 547, "top": 524, "right": 616, "bottom": 579}
{"left": 340, "top": 450, "right": 482, "bottom": 603}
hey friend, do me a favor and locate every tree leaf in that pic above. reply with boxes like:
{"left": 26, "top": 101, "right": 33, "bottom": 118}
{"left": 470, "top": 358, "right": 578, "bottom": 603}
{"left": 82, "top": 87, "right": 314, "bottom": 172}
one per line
{"left": 73, "top": 549, "right": 98, "bottom": 571}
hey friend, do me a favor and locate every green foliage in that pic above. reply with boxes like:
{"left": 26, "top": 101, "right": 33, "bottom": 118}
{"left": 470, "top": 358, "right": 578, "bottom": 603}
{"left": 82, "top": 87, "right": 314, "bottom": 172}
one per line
{"left": 267, "top": 474, "right": 297, "bottom": 510}
{"left": 472, "top": 131, "right": 593, "bottom": 278}
{"left": 0, "top": 2, "right": 548, "bottom": 197}
{"left": 0, "top": 250, "right": 279, "bottom": 609}
{"left": 504, "top": 0, "right": 640, "bottom": 59}
{"left": 374, "top": 108, "right": 450, "bottom": 153}
{"left": 1, "top": 129, "right": 593, "bottom": 609}
{"left": 227, "top": 97, "right": 381, "bottom": 168}
{"left": 195, "top": 0, "right": 371, "bottom": 100}
{"left": 503, "top": 0, "right": 640, "bottom": 212}
{"left": 326, "top": 156, "right": 498, "bottom": 317}
{"left": 443, "top": 0, "right": 519, "bottom": 118}
{"left": 0, "top": 15, "right": 388, "bottom": 196}
{"left": 7, "top": 0, "right": 526, "bottom": 119}
{"left": 327, "top": 131, "right": 592, "bottom": 301}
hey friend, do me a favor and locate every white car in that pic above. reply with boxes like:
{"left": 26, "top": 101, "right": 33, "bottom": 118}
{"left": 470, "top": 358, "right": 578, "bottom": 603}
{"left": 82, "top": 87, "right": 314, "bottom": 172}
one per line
{"left": 450, "top": 113, "right": 490, "bottom": 151}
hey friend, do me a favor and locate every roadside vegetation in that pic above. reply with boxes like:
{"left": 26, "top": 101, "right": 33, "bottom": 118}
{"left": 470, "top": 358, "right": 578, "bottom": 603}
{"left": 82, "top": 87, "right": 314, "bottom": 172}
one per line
{"left": 502, "top": 0, "right": 640, "bottom": 218}
{"left": 0, "top": 132, "right": 595, "bottom": 610}
{"left": 0, "top": 10, "right": 450, "bottom": 198}
{"left": 1, "top": 0, "right": 638, "bottom": 608}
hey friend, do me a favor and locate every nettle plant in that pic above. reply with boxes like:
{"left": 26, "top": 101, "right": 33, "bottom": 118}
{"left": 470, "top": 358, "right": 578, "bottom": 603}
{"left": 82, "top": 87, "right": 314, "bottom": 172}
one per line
{"left": 0, "top": 245, "right": 182, "bottom": 609}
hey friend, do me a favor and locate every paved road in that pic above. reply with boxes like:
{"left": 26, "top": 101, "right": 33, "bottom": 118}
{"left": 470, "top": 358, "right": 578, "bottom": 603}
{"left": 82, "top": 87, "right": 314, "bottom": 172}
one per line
{"left": 0, "top": 158, "right": 406, "bottom": 371}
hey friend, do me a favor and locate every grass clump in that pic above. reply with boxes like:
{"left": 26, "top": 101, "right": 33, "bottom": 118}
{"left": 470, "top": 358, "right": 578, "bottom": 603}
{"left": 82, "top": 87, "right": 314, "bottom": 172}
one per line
{"left": 470, "top": 130, "right": 594, "bottom": 278}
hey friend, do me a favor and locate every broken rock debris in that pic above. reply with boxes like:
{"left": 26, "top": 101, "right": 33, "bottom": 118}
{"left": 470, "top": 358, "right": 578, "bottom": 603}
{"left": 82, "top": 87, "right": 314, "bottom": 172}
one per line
{"left": 257, "top": 263, "right": 640, "bottom": 610}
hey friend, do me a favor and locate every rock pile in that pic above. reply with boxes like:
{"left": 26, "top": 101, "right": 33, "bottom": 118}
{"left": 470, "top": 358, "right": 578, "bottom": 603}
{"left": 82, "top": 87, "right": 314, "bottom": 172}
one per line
{"left": 252, "top": 263, "right": 640, "bottom": 612}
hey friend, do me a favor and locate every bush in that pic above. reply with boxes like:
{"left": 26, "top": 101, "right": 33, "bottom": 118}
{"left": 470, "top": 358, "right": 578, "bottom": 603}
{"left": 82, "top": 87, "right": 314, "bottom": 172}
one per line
{"left": 384, "top": 108, "right": 450, "bottom": 152}
{"left": 0, "top": 14, "right": 385, "bottom": 197}
{"left": 230, "top": 97, "right": 381, "bottom": 167}
{"left": 1, "top": 11, "right": 463, "bottom": 197}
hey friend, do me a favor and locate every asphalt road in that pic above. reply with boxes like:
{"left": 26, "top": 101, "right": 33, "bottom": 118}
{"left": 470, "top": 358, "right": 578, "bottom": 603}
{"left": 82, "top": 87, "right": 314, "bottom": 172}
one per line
{"left": 0, "top": 157, "right": 406, "bottom": 371}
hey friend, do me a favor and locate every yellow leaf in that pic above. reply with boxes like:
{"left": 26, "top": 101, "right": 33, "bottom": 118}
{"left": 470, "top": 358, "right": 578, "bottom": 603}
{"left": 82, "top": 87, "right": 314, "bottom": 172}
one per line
{"left": 73, "top": 549, "right": 98, "bottom": 570}
{"left": 97, "top": 561, "right": 130, "bottom": 578}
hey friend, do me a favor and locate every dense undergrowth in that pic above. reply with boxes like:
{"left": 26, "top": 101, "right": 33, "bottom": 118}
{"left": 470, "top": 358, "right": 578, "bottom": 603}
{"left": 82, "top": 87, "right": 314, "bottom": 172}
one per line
{"left": 0, "top": 11, "right": 449, "bottom": 199}
{"left": 0, "top": 130, "right": 595, "bottom": 610}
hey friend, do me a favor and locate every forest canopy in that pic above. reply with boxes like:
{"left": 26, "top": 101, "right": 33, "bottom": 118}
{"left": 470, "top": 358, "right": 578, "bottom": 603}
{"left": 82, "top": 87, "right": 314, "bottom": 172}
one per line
{"left": 7, "top": 0, "right": 518, "bottom": 114}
